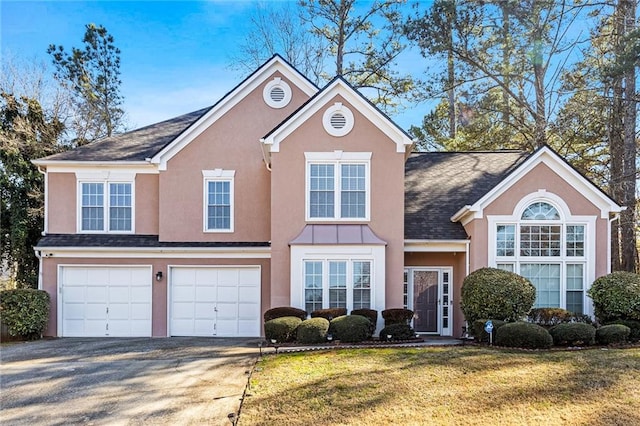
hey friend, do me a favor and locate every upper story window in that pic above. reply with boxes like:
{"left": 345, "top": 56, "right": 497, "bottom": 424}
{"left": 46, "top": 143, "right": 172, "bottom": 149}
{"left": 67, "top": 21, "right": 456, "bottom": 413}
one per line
{"left": 203, "top": 169, "right": 235, "bottom": 232}
{"left": 305, "top": 152, "right": 371, "bottom": 221}
{"left": 77, "top": 173, "right": 134, "bottom": 233}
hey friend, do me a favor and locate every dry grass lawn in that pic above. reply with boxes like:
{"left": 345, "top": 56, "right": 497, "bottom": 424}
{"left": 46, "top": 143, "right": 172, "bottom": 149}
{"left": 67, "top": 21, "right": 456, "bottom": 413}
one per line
{"left": 239, "top": 346, "right": 640, "bottom": 426}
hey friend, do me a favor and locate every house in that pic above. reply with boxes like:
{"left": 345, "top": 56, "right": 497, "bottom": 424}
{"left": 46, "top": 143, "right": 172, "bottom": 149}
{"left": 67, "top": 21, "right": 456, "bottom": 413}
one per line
{"left": 33, "top": 55, "right": 623, "bottom": 338}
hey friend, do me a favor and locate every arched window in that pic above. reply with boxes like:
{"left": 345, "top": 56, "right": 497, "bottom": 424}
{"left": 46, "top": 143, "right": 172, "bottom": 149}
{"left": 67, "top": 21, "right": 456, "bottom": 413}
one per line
{"left": 493, "top": 198, "right": 587, "bottom": 314}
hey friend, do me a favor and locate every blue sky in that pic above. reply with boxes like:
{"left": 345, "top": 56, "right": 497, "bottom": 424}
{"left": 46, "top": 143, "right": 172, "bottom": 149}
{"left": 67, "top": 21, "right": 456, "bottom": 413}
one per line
{"left": 1, "top": 0, "right": 427, "bottom": 131}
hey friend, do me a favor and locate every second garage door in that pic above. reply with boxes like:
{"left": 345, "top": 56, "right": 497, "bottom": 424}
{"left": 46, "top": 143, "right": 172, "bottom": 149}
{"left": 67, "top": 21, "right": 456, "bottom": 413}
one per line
{"left": 170, "top": 266, "right": 261, "bottom": 337}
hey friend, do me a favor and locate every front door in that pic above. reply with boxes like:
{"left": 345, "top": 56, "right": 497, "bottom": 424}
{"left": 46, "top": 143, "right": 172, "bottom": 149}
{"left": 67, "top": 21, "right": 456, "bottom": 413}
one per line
{"left": 406, "top": 268, "right": 453, "bottom": 336}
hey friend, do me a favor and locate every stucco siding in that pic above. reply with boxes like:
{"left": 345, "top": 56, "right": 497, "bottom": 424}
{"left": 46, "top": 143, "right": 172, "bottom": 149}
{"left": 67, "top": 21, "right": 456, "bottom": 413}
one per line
{"left": 47, "top": 173, "right": 77, "bottom": 233}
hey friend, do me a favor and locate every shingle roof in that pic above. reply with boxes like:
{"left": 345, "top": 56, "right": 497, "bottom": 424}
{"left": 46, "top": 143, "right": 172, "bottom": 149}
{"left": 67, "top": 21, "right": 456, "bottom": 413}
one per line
{"left": 405, "top": 151, "right": 529, "bottom": 240}
{"left": 39, "top": 107, "right": 212, "bottom": 162}
{"left": 35, "top": 234, "right": 270, "bottom": 248}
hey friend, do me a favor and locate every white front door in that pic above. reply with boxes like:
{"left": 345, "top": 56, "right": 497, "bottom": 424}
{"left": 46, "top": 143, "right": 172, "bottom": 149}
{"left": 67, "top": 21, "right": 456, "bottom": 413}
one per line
{"left": 405, "top": 267, "right": 453, "bottom": 336}
{"left": 60, "top": 266, "right": 152, "bottom": 337}
{"left": 169, "top": 266, "right": 261, "bottom": 337}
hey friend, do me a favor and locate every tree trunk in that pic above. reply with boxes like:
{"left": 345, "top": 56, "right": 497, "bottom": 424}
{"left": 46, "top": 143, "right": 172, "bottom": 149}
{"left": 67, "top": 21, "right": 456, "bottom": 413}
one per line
{"left": 501, "top": 0, "right": 511, "bottom": 128}
{"left": 447, "top": 9, "right": 456, "bottom": 140}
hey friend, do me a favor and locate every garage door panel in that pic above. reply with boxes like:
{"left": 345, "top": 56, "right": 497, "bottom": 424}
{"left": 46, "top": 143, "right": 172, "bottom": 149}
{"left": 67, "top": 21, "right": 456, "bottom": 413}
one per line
{"left": 61, "top": 266, "right": 151, "bottom": 337}
{"left": 170, "top": 266, "right": 261, "bottom": 337}
{"left": 238, "top": 320, "right": 259, "bottom": 336}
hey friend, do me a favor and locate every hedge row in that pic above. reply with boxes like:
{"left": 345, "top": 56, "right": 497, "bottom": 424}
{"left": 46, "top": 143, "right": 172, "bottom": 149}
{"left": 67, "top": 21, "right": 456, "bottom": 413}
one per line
{"left": 0, "top": 289, "right": 50, "bottom": 339}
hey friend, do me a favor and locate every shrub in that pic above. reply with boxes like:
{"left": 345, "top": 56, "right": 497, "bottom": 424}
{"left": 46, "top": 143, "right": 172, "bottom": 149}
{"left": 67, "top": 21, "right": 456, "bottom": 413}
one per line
{"left": 351, "top": 308, "right": 378, "bottom": 335}
{"left": 330, "top": 315, "right": 372, "bottom": 343}
{"left": 379, "top": 323, "right": 416, "bottom": 341}
{"left": 0, "top": 289, "right": 50, "bottom": 339}
{"left": 264, "top": 316, "right": 302, "bottom": 342}
{"left": 381, "top": 308, "right": 414, "bottom": 326}
{"left": 296, "top": 317, "right": 330, "bottom": 344}
{"left": 311, "top": 308, "right": 347, "bottom": 321}
{"left": 527, "top": 308, "right": 593, "bottom": 328}
{"left": 495, "top": 322, "right": 553, "bottom": 349}
{"left": 471, "top": 319, "right": 507, "bottom": 342}
{"left": 263, "top": 306, "right": 307, "bottom": 322}
{"left": 588, "top": 272, "right": 640, "bottom": 322}
{"left": 596, "top": 324, "right": 631, "bottom": 345}
{"left": 608, "top": 320, "right": 640, "bottom": 342}
{"left": 461, "top": 268, "right": 536, "bottom": 325}
{"left": 549, "top": 323, "right": 596, "bottom": 346}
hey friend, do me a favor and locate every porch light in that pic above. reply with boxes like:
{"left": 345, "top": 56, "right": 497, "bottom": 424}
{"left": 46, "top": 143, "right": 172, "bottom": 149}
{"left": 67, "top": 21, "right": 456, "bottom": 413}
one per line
{"left": 155, "top": 271, "right": 163, "bottom": 281}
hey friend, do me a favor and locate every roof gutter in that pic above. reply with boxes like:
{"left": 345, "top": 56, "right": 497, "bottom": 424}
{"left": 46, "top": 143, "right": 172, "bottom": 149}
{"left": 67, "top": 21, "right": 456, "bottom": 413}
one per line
{"left": 451, "top": 205, "right": 472, "bottom": 223}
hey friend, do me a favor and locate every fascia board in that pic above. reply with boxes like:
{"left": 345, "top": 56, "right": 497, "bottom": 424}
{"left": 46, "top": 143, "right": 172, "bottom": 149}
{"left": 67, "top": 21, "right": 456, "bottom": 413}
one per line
{"left": 264, "top": 80, "right": 413, "bottom": 153}
{"left": 33, "top": 162, "right": 159, "bottom": 174}
{"left": 463, "top": 147, "right": 622, "bottom": 220}
{"left": 151, "top": 57, "right": 318, "bottom": 170}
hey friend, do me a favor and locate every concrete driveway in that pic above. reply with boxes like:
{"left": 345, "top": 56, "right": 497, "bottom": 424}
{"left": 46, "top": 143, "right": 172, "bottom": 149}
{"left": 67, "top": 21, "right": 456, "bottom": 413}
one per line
{"left": 0, "top": 337, "right": 261, "bottom": 425}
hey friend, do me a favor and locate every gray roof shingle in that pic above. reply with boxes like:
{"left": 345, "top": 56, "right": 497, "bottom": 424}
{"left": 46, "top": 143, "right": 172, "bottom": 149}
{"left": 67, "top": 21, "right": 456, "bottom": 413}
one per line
{"left": 39, "top": 107, "right": 211, "bottom": 162}
{"left": 35, "top": 234, "right": 270, "bottom": 248}
{"left": 405, "top": 151, "right": 529, "bottom": 240}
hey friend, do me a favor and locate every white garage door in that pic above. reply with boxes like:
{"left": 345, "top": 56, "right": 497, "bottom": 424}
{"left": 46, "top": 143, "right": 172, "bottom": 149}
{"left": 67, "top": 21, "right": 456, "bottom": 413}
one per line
{"left": 170, "top": 266, "right": 261, "bottom": 337}
{"left": 60, "top": 266, "right": 152, "bottom": 337}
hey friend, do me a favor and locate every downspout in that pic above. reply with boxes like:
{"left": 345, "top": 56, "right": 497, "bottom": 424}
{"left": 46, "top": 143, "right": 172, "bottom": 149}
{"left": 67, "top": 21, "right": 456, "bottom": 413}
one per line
{"left": 259, "top": 139, "right": 272, "bottom": 171}
{"left": 608, "top": 212, "right": 622, "bottom": 274}
{"left": 465, "top": 239, "right": 470, "bottom": 277}
{"left": 35, "top": 250, "right": 43, "bottom": 290}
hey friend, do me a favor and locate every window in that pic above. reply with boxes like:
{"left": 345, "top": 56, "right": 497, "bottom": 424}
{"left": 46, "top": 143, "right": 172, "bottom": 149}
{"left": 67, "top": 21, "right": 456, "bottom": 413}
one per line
{"left": 203, "top": 170, "right": 235, "bottom": 232}
{"left": 303, "top": 259, "right": 372, "bottom": 313}
{"left": 79, "top": 181, "right": 132, "bottom": 232}
{"left": 306, "top": 155, "right": 370, "bottom": 221}
{"left": 493, "top": 199, "right": 589, "bottom": 314}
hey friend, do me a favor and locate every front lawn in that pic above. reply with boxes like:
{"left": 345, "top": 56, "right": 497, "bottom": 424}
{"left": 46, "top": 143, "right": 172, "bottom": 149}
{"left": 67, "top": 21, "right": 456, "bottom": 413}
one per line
{"left": 240, "top": 346, "right": 640, "bottom": 425}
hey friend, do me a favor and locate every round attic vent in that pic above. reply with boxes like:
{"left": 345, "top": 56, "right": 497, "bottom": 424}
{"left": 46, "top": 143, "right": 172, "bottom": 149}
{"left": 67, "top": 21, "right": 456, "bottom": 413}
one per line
{"left": 263, "top": 77, "right": 292, "bottom": 109}
{"left": 323, "top": 103, "right": 354, "bottom": 137}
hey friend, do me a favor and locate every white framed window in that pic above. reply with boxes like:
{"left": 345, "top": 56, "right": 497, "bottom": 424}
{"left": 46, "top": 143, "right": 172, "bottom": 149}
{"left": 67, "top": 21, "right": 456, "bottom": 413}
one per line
{"left": 305, "top": 152, "right": 371, "bottom": 221}
{"left": 489, "top": 195, "right": 595, "bottom": 315}
{"left": 322, "top": 102, "right": 355, "bottom": 137}
{"left": 203, "top": 169, "right": 235, "bottom": 232}
{"left": 303, "top": 259, "right": 372, "bottom": 313}
{"left": 263, "top": 77, "right": 292, "bottom": 108}
{"left": 77, "top": 174, "right": 134, "bottom": 233}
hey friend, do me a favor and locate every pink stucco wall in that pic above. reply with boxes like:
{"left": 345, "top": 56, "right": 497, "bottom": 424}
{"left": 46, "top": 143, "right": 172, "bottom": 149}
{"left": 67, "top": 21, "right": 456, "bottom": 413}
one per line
{"left": 47, "top": 173, "right": 76, "bottom": 233}
{"left": 158, "top": 71, "right": 310, "bottom": 242}
{"left": 269, "top": 94, "right": 406, "bottom": 309}
{"left": 41, "top": 256, "right": 271, "bottom": 337}
{"left": 465, "top": 162, "right": 609, "bottom": 278}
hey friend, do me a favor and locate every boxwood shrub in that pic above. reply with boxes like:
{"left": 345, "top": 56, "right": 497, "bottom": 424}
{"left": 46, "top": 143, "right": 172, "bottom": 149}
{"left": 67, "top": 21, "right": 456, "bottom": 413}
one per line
{"left": 330, "top": 315, "right": 371, "bottom": 343}
{"left": 549, "top": 323, "right": 596, "bottom": 346}
{"left": 608, "top": 320, "right": 640, "bottom": 342}
{"left": 596, "top": 324, "right": 631, "bottom": 345}
{"left": 311, "top": 307, "right": 347, "bottom": 321}
{"left": 461, "top": 268, "right": 536, "bottom": 325}
{"left": 379, "top": 323, "right": 415, "bottom": 341}
{"left": 527, "top": 307, "right": 593, "bottom": 328}
{"left": 0, "top": 289, "right": 50, "bottom": 339}
{"left": 264, "top": 316, "right": 302, "bottom": 342}
{"left": 587, "top": 271, "right": 640, "bottom": 322}
{"left": 495, "top": 322, "right": 553, "bottom": 349}
{"left": 381, "top": 308, "right": 414, "bottom": 326}
{"left": 472, "top": 319, "right": 507, "bottom": 342}
{"left": 263, "top": 306, "right": 307, "bottom": 322}
{"left": 296, "top": 317, "right": 330, "bottom": 344}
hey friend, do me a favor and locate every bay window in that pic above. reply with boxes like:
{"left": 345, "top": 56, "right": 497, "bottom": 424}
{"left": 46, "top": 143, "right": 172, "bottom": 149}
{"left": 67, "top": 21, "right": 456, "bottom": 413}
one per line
{"left": 303, "top": 259, "right": 372, "bottom": 313}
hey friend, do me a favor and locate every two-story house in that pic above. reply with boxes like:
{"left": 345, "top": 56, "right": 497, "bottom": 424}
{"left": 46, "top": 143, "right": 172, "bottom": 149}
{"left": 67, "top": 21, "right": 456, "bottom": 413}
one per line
{"left": 33, "top": 55, "right": 622, "bottom": 338}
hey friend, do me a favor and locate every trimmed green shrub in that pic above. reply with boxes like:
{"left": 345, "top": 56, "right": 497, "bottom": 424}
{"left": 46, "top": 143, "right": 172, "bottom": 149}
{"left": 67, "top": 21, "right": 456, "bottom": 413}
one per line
{"left": 549, "top": 323, "right": 596, "bottom": 346}
{"left": 472, "top": 319, "right": 507, "bottom": 342}
{"left": 296, "top": 317, "right": 330, "bottom": 344}
{"left": 608, "top": 320, "right": 640, "bottom": 342}
{"left": 0, "top": 289, "right": 50, "bottom": 339}
{"left": 382, "top": 308, "right": 414, "bottom": 326}
{"left": 588, "top": 272, "right": 640, "bottom": 322}
{"left": 527, "top": 308, "right": 593, "bottom": 328}
{"left": 597, "top": 324, "right": 631, "bottom": 345}
{"left": 461, "top": 268, "right": 536, "bottom": 325}
{"left": 263, "top": 307, "right": 307, "bottom": 322}
{"left": 379, "top": 323, "right": 415, "bottom": 341}
{"left": 495, "top": 322, "right": 553, "bottom": 349}
{"left": 264, "top": 316, "right": 302, "bottom": 342}
{"left": 352, "top": 308, "right": 378, "bottom": 335}
{"left": 311, "top": 308, "right": 347, "bottom": 321}
{"left": 330, "top": 315, "right": 372, "bottom": 343}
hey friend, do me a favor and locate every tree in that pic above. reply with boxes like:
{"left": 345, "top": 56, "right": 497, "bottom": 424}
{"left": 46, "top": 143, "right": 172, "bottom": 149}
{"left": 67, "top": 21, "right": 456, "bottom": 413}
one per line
{"left": 0, "top": 93, "right": 65, "bottom": 288}
{"left": 48, "top": 23, "right": 124, "bottom": 145}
